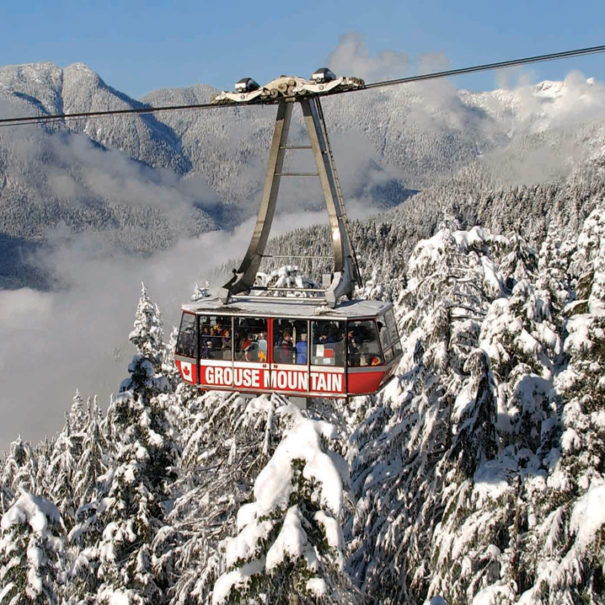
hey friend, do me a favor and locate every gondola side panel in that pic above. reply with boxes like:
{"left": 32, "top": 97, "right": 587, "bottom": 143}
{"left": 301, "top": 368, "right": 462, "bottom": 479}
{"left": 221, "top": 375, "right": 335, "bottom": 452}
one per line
{"left": 175, "top": 357, "right": 198, "bottom": 384}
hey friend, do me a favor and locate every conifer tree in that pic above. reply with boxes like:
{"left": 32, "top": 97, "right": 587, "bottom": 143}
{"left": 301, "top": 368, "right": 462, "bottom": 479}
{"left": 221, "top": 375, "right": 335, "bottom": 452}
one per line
{"left": 515, "top": 207, "right": 605, "bottom": 603}
{"left": 90, "top": 393, "right": 165, "bottom": 602}
{"left": 213, "top": 402, "right": 353, "bottom": 604}
{"left": 0, "top": 481, "right": 12, "bottom": 517}
{"left": 347, "top": 225, "right": 506, "bottom": 603}
{"left": 1, "top": 438, "right": 38, "bottom": 495}
{"left": 69, "top": 287, "right": 175, "bottom": 602}
{"left": 0, "top": 492, "right": 66, "bottom": 604}
{"left": 45, "top": 418, "right": 77, "bottom": 531}
{"left": 128, "top": 282, "right": 165, "bottom": 372}
{"left": 154, "top": 392, "right": 275, "bottom": 604}
{"left": 73, "top": 397, "right": 107, "bottom": 509}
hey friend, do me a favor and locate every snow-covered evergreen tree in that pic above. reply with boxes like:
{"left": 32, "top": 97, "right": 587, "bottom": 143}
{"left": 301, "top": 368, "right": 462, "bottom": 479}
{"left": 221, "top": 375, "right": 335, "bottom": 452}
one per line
{"left": 513, "top": 206, "right": 605, "bottom": 604}
{"left": 348, "top": 225, "right": 514, "bottom": 603}
{"left": 0, "top": 481, "right": 12, "bottom": 517}
{"left": 68, "top": 286, "right": 176, "bottom": 603}
{"left": 128, "top": 282, "right": 165, "bottom": 372}
{"left": 44, "top": 418, "right": 77, "bottom": 530}
{"left": 72, "top": 397, "right": 107, "bottom": 509}
{"left": 154, "top": 392, "right": 278, "bottom": 604}
{"left": 213, "top": 401, "right": 353, "bottom": 604}
{"left": 0, "top": 492, "right": 65, "bottom": 603}
{"left": 2, "top": 438, "right": 38, "bottom": 496}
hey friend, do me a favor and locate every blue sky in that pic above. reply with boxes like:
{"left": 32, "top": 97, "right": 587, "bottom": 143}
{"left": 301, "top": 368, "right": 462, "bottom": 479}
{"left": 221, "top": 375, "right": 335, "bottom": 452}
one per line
{"left": 1, "top": 0, "right": 604, "bottom": 98}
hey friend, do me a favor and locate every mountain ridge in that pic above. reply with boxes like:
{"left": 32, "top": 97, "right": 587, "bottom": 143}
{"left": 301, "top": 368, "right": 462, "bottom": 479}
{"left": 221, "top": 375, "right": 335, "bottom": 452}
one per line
{"left": 1, "top": 61, "right": 604, "bottom": 289}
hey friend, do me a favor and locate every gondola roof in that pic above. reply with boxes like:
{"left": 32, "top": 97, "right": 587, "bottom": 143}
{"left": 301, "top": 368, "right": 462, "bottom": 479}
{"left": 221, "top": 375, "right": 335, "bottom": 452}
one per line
{"left": 182, "top": 292, "right": 392, "bottom": 320}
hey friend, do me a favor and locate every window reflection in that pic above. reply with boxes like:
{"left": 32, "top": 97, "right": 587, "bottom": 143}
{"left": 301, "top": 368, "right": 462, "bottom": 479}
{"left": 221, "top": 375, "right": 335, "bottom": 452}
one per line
{"left": 311, "top": 320, "right": 345, "bottom": 366}
{"left": 234, "top": 317, "right": 268, "bottom": 363}
{"left": 347, "top": 320, "right": 384, "bottom": 367}
{"left": 199, "top": 315, "right": 233, "bottom": 360}
{"left": 176, "top": 313, "right": 196, "bottom": 358}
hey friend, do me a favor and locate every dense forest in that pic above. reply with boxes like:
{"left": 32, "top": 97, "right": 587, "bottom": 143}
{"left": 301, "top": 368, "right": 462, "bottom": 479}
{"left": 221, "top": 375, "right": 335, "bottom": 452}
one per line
{"left": 2, "top": 157, "right": 605, "bottom": 602}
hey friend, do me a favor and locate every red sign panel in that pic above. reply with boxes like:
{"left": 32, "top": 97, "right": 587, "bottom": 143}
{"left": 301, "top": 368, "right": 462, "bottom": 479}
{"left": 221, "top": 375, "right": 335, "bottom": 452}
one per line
{"left": 198, "top": 361, "right": 345, "bottom": 396}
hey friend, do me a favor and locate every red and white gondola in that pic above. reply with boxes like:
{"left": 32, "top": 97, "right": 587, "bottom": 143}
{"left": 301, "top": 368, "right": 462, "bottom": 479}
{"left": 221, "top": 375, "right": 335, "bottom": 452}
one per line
{"left": 175, "top": 295, "right": 402, "bottom": 398}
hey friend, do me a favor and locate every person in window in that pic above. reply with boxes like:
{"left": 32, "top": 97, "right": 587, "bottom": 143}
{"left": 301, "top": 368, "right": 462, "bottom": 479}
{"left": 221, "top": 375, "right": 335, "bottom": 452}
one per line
{"left": 276, "top": 330, "right": 294, "bottom": 363}
{"left": 200, "top": 325, "right": 212, "bottom": 359}
{"left": 257, "top": 332, "right": 268, "bottom": 362}
{"left": 244, "top": 340, "right": 259, "bottom": 362}
{"left": 296, "top": 333, "right": 307, "bottom": 364}
{"left": 347, "top": 329, "right": 361, "bottom": 366}
{"left": 208, "top": 324, "right": 222, "bottom": 351}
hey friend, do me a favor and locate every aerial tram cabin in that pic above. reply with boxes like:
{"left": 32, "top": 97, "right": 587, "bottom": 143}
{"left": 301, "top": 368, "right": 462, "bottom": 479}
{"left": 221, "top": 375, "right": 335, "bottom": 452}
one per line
{"left": 175, "top": 295, "right": 402, "bottom": 398}
{"left": 176, "top": 69, "right": 403, "bottom": 398}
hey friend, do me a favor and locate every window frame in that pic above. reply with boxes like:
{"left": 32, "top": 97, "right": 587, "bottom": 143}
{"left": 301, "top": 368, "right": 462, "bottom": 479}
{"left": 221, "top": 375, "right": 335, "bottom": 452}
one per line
{"left": 176, "top": 312, "right": 197, "bottom": 359}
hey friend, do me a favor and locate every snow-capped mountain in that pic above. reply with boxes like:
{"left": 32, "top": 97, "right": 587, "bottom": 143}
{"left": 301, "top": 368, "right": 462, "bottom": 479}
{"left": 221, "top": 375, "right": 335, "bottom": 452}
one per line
{"left": 1, "top": 62, "right": 605, "bottom": 289}
{"left": 0, "top": 62, "right": 189, "bottom": 172}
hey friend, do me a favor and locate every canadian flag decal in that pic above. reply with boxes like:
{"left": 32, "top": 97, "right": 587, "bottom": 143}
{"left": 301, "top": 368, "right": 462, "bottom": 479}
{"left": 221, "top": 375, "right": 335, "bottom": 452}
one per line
{"left": 180, "top": 361, "right": 192, "bottom": 381}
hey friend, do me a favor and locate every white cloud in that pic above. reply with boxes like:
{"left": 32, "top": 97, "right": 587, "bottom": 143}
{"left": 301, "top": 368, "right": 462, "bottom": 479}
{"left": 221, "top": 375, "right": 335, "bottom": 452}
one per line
{"left": 0, "top": 205, "right": 351, "bottom": 451}
{"left": 0, "top": 225, "right": 252, "bottom": 451}
{"left": 326, "top": 32, "right": 408, "bottom": 82}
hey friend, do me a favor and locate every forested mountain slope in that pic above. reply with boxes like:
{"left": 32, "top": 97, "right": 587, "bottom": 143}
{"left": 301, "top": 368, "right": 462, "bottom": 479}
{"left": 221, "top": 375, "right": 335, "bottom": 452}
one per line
{"left": 2, "top": 61, "right": 605, "bottom": 289}
{"left": 1, "top": 61, "right": 605, "bottom": 602}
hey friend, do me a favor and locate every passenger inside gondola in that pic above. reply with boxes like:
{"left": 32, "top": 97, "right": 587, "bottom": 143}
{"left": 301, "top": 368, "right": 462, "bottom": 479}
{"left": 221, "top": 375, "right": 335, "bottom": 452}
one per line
{"left": 272, "top": 319, "right": 306, "bottom": 365}
{"left": 347, "top": 328, "right": 361, "bottom": 366}
{"left": 257, "top": 332, "right": 268, "bottom": 362}
{"left": 295, "top": 333, "right": 307, "bottom": 364}
{"left": 234, "top": 317, "right": 268, "bottom": 362}
{"left": 275, "top": 329, "right": 295, "bottom": 363}
{"left": 221, "top": 328, "right": 232, "bottom": 358}
{"left": 199, "top": 315, "right": 233, "bottom": 360}
{"left": 311, "top": 320, "right": 345, "bottom": 365}
{"left": 347, "top": 319, "right": 383, "bottom": 366}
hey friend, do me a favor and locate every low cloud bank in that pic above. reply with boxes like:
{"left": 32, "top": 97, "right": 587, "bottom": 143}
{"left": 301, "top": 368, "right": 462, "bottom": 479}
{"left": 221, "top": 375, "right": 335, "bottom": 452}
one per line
{"left": 0, "top": 204, "right": 372, "bottom": 451}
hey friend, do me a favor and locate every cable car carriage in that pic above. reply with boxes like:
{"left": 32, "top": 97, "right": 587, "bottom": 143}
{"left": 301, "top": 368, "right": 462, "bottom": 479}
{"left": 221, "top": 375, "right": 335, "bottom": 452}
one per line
{"left": 175, "top": 72, "right": 403, "bottom": 397}
{"left": 176, "top": 297, "right": 402, "bottom": 398}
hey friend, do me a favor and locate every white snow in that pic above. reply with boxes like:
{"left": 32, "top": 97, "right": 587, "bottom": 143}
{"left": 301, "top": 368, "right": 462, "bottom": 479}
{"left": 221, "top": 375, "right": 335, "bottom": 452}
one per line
{"left": 212, "top": 558, "right": 265, "bottom": 605}
{"left": 253, "top": 406, "right": 344, "bottom": 517}
{"left": 563, "top": 314, "right": 594, "bottom": 354}
{"left": 224, "top": 519, "right": 273, "bottom": 568}
{"left": 109, "top": 592, "right": 131, "bottom": 605}
{"left": 569, "top": 480, "right": 605, "bottom": 551}
{"left": 314, "top": 510, "right": 344, "bottom": 551}
{"left": 471, "top": 583, "right": 515, "bottom": 604}
{"left": 1, "top": 492, "right": 59, "bottom": 533}
{"left": 265, "top": 506, "right": 317, "bottom": 571}
{"left": 306, "top": 577, "right": 328, "bottom": 597}
{"left": 472, "top": 459, "right": 514, "bottom": 505}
